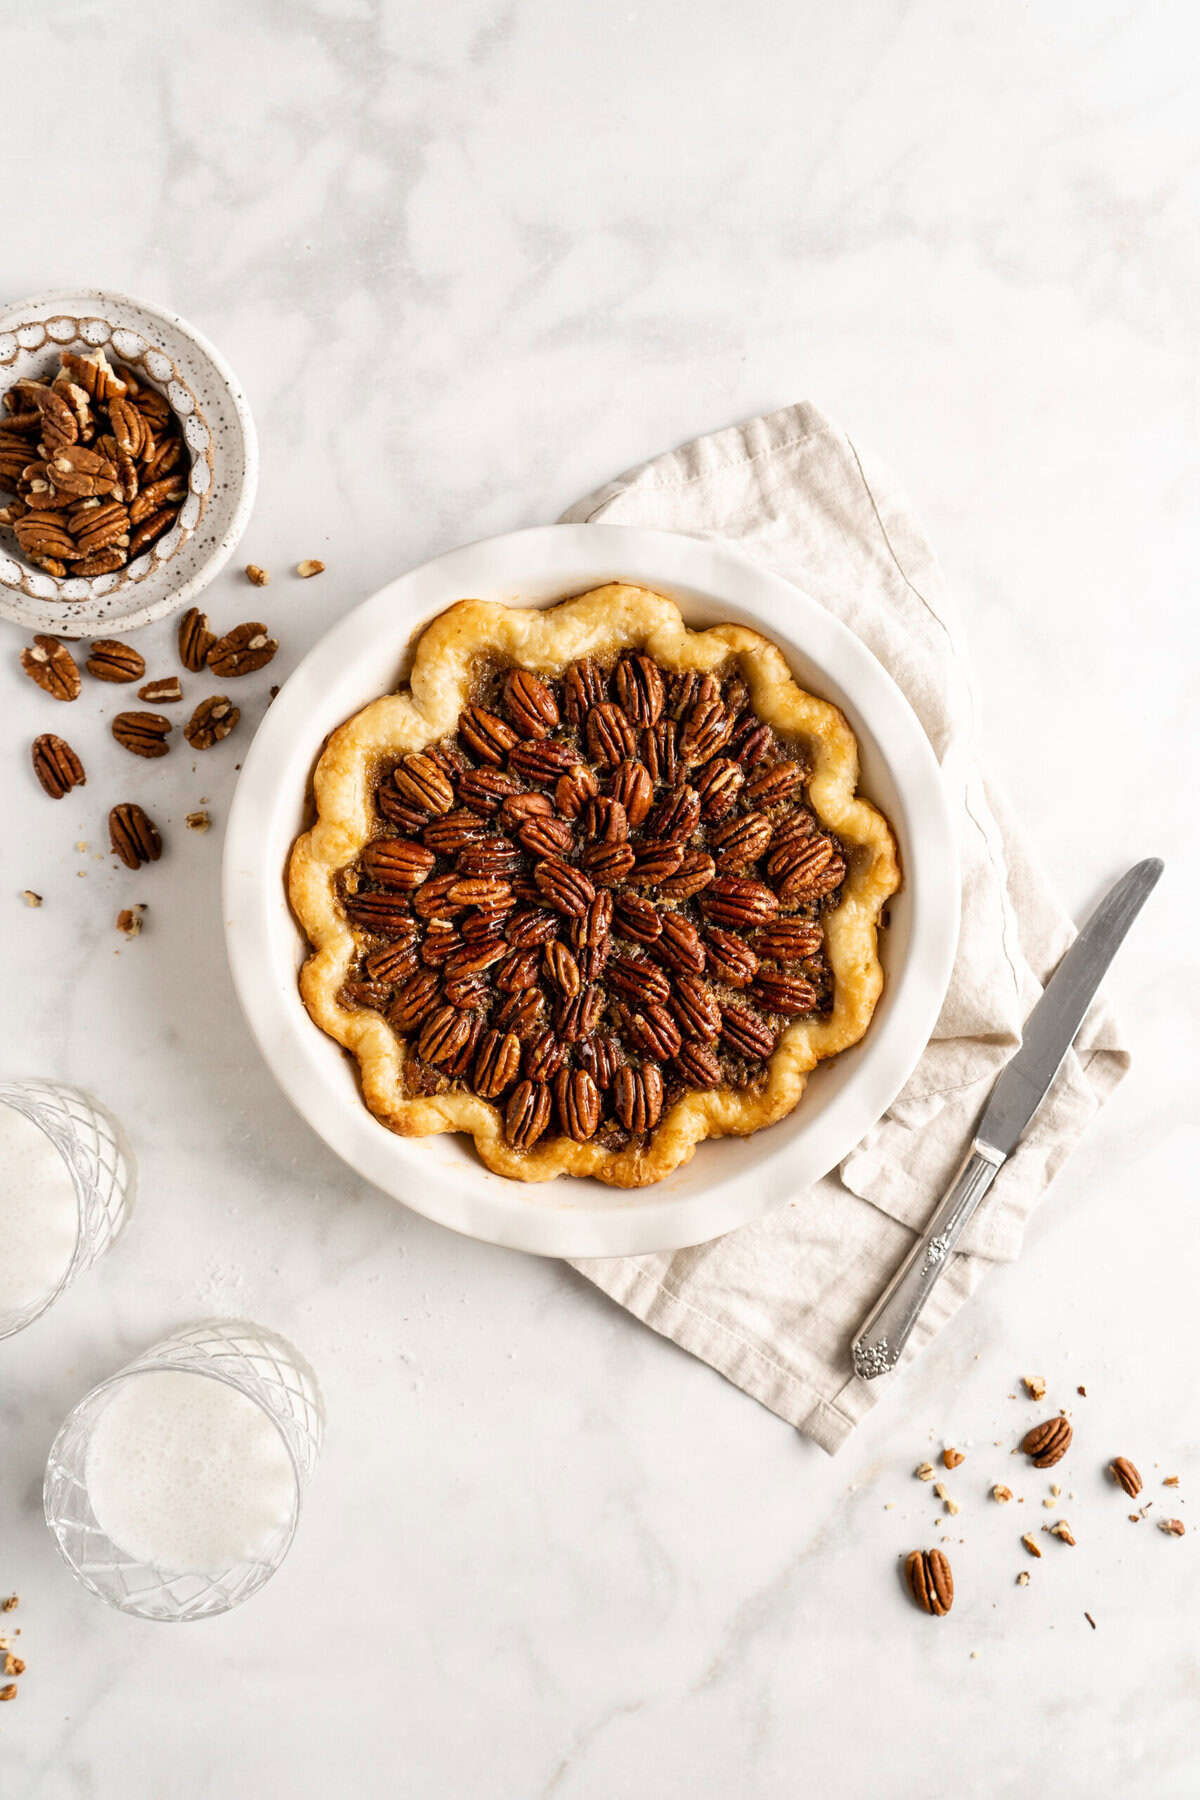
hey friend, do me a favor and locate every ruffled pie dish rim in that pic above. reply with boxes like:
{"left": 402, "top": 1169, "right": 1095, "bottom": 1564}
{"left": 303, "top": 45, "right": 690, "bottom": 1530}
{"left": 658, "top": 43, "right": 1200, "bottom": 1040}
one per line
{"left": 223, "top": 524, "right": 959, "bottom": 1257}
{"left": 288, "top": 586, "right": 901, "bottom": 1187}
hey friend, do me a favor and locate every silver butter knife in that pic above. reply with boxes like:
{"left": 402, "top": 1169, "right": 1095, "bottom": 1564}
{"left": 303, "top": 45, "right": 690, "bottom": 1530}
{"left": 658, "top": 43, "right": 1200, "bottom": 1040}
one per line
{"left": 851, "top": 857, "right": 1163, "bottom": 1379}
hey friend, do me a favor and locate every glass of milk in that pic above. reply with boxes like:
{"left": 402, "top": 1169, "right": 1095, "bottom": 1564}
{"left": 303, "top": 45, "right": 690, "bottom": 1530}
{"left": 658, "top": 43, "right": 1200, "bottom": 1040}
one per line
{"left": 0, "top": 1079, "right": 136, "bottom": 1341}
{"left": 44, "top": 1319, "right": 324, "bottom": 1621}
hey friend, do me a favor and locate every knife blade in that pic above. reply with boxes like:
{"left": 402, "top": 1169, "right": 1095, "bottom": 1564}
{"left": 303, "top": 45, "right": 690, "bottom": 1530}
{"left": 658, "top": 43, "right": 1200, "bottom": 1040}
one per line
{"left": 976, "top": 856, "right": 1163, "bottom": 1156}
{"left": 851, "top": 856, "right": 1163, "bottom": 1379}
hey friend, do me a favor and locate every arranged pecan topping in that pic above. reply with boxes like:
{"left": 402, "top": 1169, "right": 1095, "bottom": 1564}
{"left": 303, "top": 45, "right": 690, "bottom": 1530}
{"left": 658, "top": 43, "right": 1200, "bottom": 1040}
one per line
{"left": 905, "top": 1549, "right": 953, "bottom": 1617}
{"left": 337, "top": 649, "right": 847, "bottom": 1151}
{"left": 109, "top": 802, "right": 162, "bottom": 869}
{"left": 86, "top": 639, "right": 144, "bottom": 683}
{"left": 112, "top": 710, "right": 172, "bottom": 758}
{"left": 1022, "top": 1417, "right": 1073, "bottom": 1469}
{"left": 184, "top": 695, "right": 240, "bottom": 750}
{"left": 20, "top": 635, "right": 80, "bottom": 701}
{"left": 31, "top": 733, "right": 85, "bottom": 799}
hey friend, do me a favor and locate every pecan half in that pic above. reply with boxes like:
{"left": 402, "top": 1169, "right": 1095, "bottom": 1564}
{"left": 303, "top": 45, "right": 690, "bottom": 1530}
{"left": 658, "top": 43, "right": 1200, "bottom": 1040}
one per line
{"left": 585, "top": 701, "right": 638, "bottom": 765}
{"left": 109, "top": 802, "right": 162, "bottom": 869}
{"left": 628, "top": 841, "right": 684, "bottom": 887}
{"left": 613, "top": 892, "right": 661, "bottom": 943}
{"left": 458, "top": 705, "right": 518, "bottom": 765}
{"left": 905, "top": 1549, "right": 953, "bottom": 1617}
{"left": 112, "top": 710, "right": 172, "bottom": 758}
{"left": 184, "top": 695, "right": 240, "bottom": 750}
{"left": 745, "top": 760, "right": 803, "bottom": 805}
{"left": 581, "top": 841, "right": 636, "bottom": 886}
{"left": 495, "top": 948, "right": 540, "bottom": 993}
{"left": 642, "top": 719, "right": 680, "bottom": 786}
{"left": 1109, "top": 1457, "right": 1142, "bottom": 1498}
{"left": 533, "top": 858, "right": 595, "bottom": 917}
{"left": 580, "top": 796, "right": 628, "bottom": 843}
{"left": 346, "top": 891, "right": 415, "bottom": 935}
{"left": 207, "top": 621, "right": 278, "bottom": 678}
{"left": 31, "top": 733, "right": 85, "bottom": 799}
{"left": 613, "top": 1062, "right": 663, "bottom": 1133}
{"left": 472, "top": 1028, "right": 522, "bottom": 1099}
{"left": 608, "top": 954, "right": 671, "bottom": 1006}
{"left": 753, "top": 919, "right": 823, "bottom": 962}
{"left": 679, "top": 696, "right": 733, "bottom": 764}
{"left": 562, "top": 658, "right": 608, "bottom": 723}
{"left": 670, "top": 974, "right": 721, "bottom": 1040}
{"left": 446, "top": 876, "right": 514, "bottom": 912}
{"left": 417, "top": 1004, "right": 473, "bottom": 1065}
{"left": 704, "top": 927, "right": 758, "bottom": 987}
{"left": 524, "top": 1029, "right": 567, "bottom": 1082}
{"left": 651, "top": 913, "right": 706, "bottom": 976}
{"left": 517, "top": 816, "right": 574, "bottom": 859}
{"left": 389, "top": 970, "right": 442, "bottom": 1030}
{"left": 364, "top": 935, "right": 420, "bottom": 984}
{"left": 361, "top": 838, "right": 437, "bottom": 891}
{"left": 20, "top": 635, "right": 80, "bottom": 701}
{"left": 554, "top": 1067, "right": 602, "bottom": 1141}
{"left": 138, "top": 676, "right": 183, "bottom": 704}
{"left": 555, "top": 986, "right": 603, "bottom": 1041}
{"left": 619, "top": 1002, "right": 682, "bottom": 1059}
{"left": 708, "top": 810, "right": 772, "bottom": 869}
{"left": 699, "top": 876, "right": 779, "bottom": 929}
{"left": 646, "top": 785, "right": 700, "bottom": 843}
{"left": 614, "top": 653, "right": 665, "bottom": 726}
{"left": 577, "top": 1032, "right": 621, "bottom": 1089}
{"left": 673, "top": 1041, "right": 723, "bottom": 1088}
{"left": 554, "top": 765, "right": 599, "bottom": 818}
{"left": 85, "top": 638, "right": 144, "bottom": 683}
{"left": 608, "top": 759, "right": 653, "bottom": 826}
{"left": 719, "top": 1002, "right": 775, "bottom": 1061}
{"left": 768, "top": 836, "right": 846, "bottom": 902}
{"left": 394, "top": 753, "right": 456, "bottom": 815}
{"left": 456, "top": 836, "right": 523, "bottom": 877}
{"left": 570, "top": 891, "right": 614, "bottom": 951}
{"left": 751, "top": 971, "right": 818, "bottom": 1016}
{"left": 1022, "top": 1418, "right": 1073, "bottom": 1469}
{"left": 422, "top": 809, "right": 487, "bottom": 853}
{"left": 505, "top": 906, "right": 560, "bottom": 949}
{"left": 178, "top": 607, "right": 216, "bottom": 671}
{"left": 693, "top": 757, "right": 744, "bottom": 820}
{"left": 503, "top": 669, "right": 559, "bottom": 738}
{"left": 542, "top": 941, "right": 582, "bottom": 999}
{"left": 505, "top": 1080, "right": 552, "bottom": 1150}
{"left": 656, "top": 851, "right": 716, "bottom": 901}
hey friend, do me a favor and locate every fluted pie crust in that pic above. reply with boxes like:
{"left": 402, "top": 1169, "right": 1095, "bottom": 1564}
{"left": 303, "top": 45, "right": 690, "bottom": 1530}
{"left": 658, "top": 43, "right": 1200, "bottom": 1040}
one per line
{"left": 288, "top": 585, "right": 900, "bottom": 1187}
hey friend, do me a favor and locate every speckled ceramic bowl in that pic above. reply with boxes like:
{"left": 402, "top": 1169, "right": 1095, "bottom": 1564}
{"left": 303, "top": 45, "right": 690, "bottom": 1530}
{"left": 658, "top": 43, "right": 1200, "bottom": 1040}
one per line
{"left": 0, "top": 289, "right": 257, "bottom": 636}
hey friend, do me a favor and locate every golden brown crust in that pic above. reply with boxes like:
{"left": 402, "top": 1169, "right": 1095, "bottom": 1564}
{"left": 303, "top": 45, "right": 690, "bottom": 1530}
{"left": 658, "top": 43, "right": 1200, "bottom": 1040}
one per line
{"left": 288, "top": 585, "right": 900, "bottom": 1187}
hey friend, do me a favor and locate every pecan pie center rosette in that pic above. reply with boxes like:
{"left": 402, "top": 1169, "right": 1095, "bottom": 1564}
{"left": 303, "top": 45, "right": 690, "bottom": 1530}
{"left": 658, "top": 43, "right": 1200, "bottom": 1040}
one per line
{"left": 288, "top": 585, "right": 900, "bottom": 1188}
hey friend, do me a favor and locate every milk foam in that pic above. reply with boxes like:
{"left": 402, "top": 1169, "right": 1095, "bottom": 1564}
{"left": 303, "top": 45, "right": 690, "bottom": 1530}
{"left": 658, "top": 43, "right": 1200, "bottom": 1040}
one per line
{"left": 85, "top": 1369, "right": 297, "bottom": 1574}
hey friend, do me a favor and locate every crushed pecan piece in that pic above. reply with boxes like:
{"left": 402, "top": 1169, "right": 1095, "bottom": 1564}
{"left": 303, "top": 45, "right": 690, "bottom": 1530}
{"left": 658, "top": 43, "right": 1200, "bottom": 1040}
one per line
{"left": 296, "top": 559, "right": 325, "bottom": 578}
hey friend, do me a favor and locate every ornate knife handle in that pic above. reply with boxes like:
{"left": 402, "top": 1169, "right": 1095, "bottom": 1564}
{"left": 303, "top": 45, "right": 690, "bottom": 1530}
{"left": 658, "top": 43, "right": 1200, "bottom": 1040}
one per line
{"left": 850, "top": 1140, "right": 1005, "bottom": 1379}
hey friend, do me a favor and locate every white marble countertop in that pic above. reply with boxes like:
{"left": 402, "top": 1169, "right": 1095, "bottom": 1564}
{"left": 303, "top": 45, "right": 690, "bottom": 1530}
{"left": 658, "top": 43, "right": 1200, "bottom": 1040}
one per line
{"left": 2, "top": 4, "right": 1197, "bottom": 1795}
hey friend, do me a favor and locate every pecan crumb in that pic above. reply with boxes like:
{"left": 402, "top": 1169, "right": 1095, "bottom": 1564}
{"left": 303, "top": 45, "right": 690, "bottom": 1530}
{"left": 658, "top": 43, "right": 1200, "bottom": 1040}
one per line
{"left": 1021, "top": 1534, "right": 1042, "bottom": 1558}
{"left": 992, "top": 1484, "right": 1013, "bottom": 1504}
{"left": 1077, "top": 1385, "right": 1087, "bottom": 1396}
{"left": 0, "top": 1596, "right": 17, "bottom": 1612}
{"left": 944, "top": 1497, "right": 960, "bottom": 1516}
{"left": 1084, "top": 1611, "right": 1096, "bottom": 1629}
{"left": 933, "top": 1482, "right": 949, "bottom": 1501}
{"left": 942, "top": 1447, "right": 965, "bottom": 1469}
{"left": 186, "top": 810, "right": 211, "bottom": 832}
{"left": 296, "top": 558, "right": 324, "bottom": 578}
{"left": 1016, "top": 1571, "right": 1031, "bottom": 1586}
{"left": 3, "top": 1654, "right": 24, "bottom": 1677}
{"left": 245, "top": 563, "right": 269, "bottom": 586}
{"left": 21, "top": 890, "right": 42, "bottom": 908}
{"left": 1023, "top": 1375, "right": 1046, "bottom": 1400}
{"left": 1164, "top": 1476, "right": 1180, "bottom": 1487}
{"left": 117, "top": 905, "right": 146, "bottom": 938}
{"left": 1160, "top": 1519, "right": 1186, "bottom": 1537}
{"left": 915, "top": 1462, "right": 935, "bottom": 1482}
{"left": 0, "top": 1684, "right": 16, "bottom": 1702}
{"left": 1049, "top": 1520, "right": 1076, "bottom": 1545}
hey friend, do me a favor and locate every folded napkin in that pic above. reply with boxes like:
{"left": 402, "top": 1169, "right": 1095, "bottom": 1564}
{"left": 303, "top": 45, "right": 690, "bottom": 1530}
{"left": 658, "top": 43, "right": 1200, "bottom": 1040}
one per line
{"left": 561, "top": 403, "right": 1129, "bottom": 1453}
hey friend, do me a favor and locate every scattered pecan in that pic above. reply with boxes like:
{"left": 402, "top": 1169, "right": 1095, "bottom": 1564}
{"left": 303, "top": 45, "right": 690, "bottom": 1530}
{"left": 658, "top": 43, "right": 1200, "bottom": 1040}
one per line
{"left": 992, "top": 1485, "right": 1013, "bottom": 1504}
{"left": 1022, "top": 1418, "right": 1072, "bottom": 1469}
{"left": 246, "top": 564, "right": 269, "bottom": 586}
{"left": 20, "top": 635, "right": 80, "bottom": 701}
{"left": 905, "top": 1549, "right": 953, "bottom": 1617}
{"left": 184, "top": 695, "right": 239, "bottom": 750}
{"left": 942, "top": 1447, "right": 965, "bottom": 1470}
{"left": 138, "top": 676, "right": 183, "bottom": 704}
{"left": 178, "top": 607, "right": 216, "bottom": 671}
{"left": 117, "top": 905, "right": 146, "bottom": 938}
{"left": 1048, "top": 1520, "right": 1076, "bottom": 1546}
{"left": 86, "top": 638, "right": 144, "bottom": 683}
{"left": 1109, "top": 1458, "right": 1142, "bottom": 1498}
{"left": 31, "top": 733, "right": 85, "bottom": 799}
{"left": 186, "top": 810, "right": 211, "bottom": 832}
{"left": 207, "top": 622, "right": 278, "bottom": 678}
{"left": 1022, "top": 1375, "right": 1047, "bottom": 1400}
{"left": 112, "top": 710, "right": 172, "bottom": 758}
{"left": 1159, "top": 1519, "right": 1186, "bottom": 1537}
{"left": 296, "top": 559, "right": 325, "bottom": 578}
{"left": 109, "top": 802, "right": 162, "bottom": 869}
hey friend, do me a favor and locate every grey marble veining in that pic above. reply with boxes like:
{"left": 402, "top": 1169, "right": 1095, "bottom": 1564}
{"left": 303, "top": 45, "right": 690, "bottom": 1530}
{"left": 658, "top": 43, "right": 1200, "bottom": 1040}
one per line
{"left": 1, "top": 2, "right": 1197, "bottom": 1795}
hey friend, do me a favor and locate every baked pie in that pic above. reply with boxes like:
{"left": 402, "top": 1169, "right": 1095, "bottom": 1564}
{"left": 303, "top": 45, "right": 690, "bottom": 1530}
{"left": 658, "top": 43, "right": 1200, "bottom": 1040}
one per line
{"left": 288, "top": 585, "right": 900, "bottom": 1187}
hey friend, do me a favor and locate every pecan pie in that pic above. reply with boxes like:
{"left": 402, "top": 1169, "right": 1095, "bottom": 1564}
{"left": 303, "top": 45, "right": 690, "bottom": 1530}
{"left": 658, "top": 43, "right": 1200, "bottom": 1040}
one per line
{"left": 289, "top": 586, "right": 900, "bottom": 1186}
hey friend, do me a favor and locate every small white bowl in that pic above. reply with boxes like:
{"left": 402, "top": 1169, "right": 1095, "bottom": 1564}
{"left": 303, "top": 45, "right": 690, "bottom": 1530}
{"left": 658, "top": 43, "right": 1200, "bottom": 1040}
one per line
{"left": 224, "top": 525, "right": 959, "bottom": 1258}
{"left": 0, "top": 288, "right": 257, "bottom": 636}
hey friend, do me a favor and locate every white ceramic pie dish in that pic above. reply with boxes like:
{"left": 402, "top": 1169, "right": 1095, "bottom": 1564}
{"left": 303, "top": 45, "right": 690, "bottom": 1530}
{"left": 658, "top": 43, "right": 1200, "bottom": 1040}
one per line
{"left": 223, "top": 525, "right": 959, "bottom": 1257}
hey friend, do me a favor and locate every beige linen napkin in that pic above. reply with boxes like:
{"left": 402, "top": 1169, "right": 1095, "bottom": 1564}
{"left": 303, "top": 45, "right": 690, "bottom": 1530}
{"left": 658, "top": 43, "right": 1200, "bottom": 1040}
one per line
{"left": 561, "top": 402, "right": 1129, "bottom": 1453}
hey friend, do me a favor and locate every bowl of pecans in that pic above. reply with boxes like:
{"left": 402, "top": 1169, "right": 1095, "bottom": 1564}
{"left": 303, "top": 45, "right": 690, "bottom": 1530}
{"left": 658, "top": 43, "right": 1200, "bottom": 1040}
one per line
{"left": 0, "top": 289, "right": 257, "bottom": 636}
